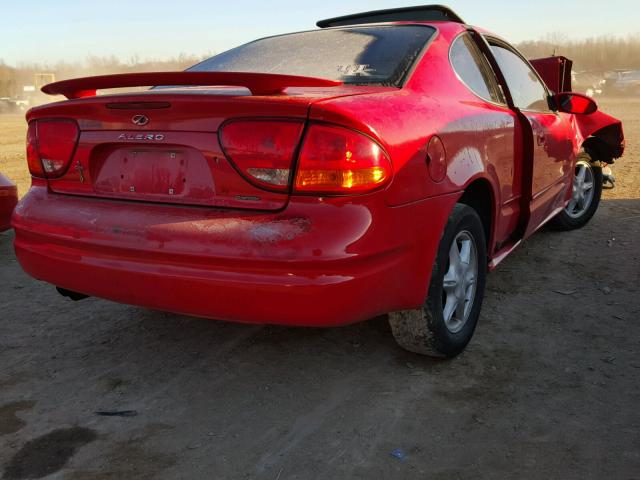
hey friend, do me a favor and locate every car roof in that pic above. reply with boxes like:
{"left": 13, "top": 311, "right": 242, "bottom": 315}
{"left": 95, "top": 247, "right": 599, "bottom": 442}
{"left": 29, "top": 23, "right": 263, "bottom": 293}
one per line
{"left": 317, "top": 5, "right": 466, "bottom": 28}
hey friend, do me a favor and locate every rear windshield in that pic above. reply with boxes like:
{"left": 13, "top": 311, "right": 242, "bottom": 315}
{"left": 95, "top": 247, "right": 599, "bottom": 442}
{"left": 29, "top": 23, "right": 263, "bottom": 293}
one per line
{"left": 188, "top": 25, "right": 435, "bottom": 87}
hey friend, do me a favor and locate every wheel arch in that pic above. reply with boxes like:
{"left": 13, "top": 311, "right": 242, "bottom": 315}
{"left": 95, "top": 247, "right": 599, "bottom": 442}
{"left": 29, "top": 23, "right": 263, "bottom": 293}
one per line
{"left": 574, "top": 112, "right": 625, "bottom": 162}
{"left": 581, "top": 123, "right": 624, "bottom": 163}
{"left": 457, "top": 177, "right": 497, "bottom": 257}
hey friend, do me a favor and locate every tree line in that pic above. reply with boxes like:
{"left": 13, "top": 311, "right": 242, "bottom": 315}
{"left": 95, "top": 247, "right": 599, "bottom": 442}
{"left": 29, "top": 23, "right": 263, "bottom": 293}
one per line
{"left": 0, "top": 54, "right": 207, "bottom": 97}
{"left": 517, "top": 34, "right": 640, "bottom": 72}
{"left": 2, "top": 35, "right": 640, "bottom": 98}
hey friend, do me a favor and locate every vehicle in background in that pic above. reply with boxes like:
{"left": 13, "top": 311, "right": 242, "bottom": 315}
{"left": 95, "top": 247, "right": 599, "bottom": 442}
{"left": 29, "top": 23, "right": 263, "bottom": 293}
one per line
{"left": 14, "top": 99, "right": 30, "bottom": 111}
{"left": 0, "top": 98, "right": 16, "bottom": 114}
{"left": 604, "top": 69, "right": 640, "bottom": 96}
{"left": 0, "top": 174, "right": 18, "bottom": 232}
{"left": 13, "top": 5, "right": 625, "bottom": 357}
{"left": 0, "top": 97, "right": 29, "bottom": 113}
{"left": 572, "top": 71, "right": 607, "bottom": 97}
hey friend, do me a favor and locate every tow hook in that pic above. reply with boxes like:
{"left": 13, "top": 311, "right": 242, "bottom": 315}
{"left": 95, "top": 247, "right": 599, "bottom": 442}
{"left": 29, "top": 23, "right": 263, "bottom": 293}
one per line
{"left": 56, "top": 287, "right": 90, "bottom": 301}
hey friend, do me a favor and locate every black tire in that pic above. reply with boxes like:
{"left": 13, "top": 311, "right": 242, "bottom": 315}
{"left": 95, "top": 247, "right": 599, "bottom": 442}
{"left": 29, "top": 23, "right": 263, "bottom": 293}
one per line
{"left": 389, "top": 204, "right": 487, "bottom": 358}
{"left": 550, "top": 149, "right": 603, "bottom": 231}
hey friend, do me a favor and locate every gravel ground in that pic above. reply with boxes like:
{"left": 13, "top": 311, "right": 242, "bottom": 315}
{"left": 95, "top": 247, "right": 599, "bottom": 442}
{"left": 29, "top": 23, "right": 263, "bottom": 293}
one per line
{"left": 1, "top": 99, "right": 639, "bottom": 479}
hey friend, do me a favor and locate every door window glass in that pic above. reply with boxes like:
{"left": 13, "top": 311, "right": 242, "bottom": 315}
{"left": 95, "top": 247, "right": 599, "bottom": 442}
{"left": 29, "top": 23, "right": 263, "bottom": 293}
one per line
{"left": 490, "top": 43, "right": 550, "bottom": 111}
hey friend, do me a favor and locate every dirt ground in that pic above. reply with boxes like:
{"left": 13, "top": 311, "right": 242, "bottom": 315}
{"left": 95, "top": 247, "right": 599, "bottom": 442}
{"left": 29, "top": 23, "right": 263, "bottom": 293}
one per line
{"left": 1, "top": 99, "right": 639, "bottom": 479}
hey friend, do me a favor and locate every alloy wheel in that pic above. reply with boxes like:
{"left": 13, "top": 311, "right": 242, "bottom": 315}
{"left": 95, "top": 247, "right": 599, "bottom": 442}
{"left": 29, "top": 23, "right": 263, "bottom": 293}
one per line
{"left": 442, "top": 231, "right": 478, "bottom": 334}
{"left": 566, "top": 161, "right": 595, "bottom": 219}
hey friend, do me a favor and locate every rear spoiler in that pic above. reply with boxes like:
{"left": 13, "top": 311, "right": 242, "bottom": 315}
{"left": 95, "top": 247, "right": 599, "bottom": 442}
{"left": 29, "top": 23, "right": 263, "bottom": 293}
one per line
{"left": 41, "top": 72, "right": 343, "bottom": 99}
{"left": 317, "top": 5, "right": 466, "bottom": 27}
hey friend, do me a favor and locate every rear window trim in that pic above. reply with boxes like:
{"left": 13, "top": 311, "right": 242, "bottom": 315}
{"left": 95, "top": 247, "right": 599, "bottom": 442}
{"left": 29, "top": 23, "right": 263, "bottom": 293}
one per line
{"left": 396, "top": 25, "right": 439, "bottom": 89}
{"left": 188, "top": 24, "right": 438, "bottom": 89}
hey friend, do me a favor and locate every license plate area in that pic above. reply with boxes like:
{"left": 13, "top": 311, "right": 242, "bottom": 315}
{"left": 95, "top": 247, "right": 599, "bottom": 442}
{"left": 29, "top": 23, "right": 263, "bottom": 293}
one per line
{"left": 92, "top": 146, "right": 216, "bottom": 204}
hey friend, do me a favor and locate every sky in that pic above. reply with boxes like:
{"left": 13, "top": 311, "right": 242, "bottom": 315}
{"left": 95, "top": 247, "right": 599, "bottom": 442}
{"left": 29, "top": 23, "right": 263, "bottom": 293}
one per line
{"left": 0, "top": 0, "right": 638, "bottom": 66}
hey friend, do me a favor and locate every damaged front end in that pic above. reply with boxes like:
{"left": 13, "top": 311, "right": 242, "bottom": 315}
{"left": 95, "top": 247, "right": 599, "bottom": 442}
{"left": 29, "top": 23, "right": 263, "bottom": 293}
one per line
{"left": 531, "top": 55, "right": 625, "bottom": 188}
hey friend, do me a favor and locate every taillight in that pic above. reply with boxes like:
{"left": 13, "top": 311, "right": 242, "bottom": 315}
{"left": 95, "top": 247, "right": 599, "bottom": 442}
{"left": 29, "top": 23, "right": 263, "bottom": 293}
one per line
{"left": 219, "top": 120, "right": 304, "bottom": 192}
{"left": 26, "top": 119, "right": 79, "bottom": 178}
{"left": 26, "top": 122, "right": 43, "bottom": 177}
{"left": 294, "top": 124, "right": 391, "bottom": 194}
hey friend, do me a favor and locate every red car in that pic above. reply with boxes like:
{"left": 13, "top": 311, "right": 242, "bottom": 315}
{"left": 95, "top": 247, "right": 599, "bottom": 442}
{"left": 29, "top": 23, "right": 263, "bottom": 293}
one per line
{"left": 0, "top": 173, "right": 18, "bottom": 232}
{"left": 13, "top": 6, "right": 624, "bottom": 357}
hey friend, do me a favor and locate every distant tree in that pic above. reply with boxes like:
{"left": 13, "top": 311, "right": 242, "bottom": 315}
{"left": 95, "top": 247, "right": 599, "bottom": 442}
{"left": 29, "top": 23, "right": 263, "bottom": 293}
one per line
{"left": 1, "top": 34, "right": 639, "bottom": 101}
{"left": 0, "top": 61, "right": 18, "bottom": 97}
{"left": 517, "top": 34, "right": 640, "bottom": 71}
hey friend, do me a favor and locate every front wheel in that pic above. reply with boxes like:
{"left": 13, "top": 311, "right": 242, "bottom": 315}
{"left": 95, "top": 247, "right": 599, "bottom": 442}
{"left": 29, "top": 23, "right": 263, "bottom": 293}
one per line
{"left": 389, "top": 204, "right": 487, "bottom": 358}
{"left": 551, "top": 150, "right": 603, "bottom": 230}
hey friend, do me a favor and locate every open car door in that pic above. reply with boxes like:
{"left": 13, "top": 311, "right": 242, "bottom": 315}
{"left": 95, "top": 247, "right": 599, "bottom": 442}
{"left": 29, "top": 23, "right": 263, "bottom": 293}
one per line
{"left": 479, "top": 39, "right": 577, "bottom": 240}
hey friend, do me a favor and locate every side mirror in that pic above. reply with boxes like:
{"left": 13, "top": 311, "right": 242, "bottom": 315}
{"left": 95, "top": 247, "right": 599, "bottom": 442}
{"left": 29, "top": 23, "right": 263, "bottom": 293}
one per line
{"left": 554, "top": 92, "right": 598, "bottom": 115}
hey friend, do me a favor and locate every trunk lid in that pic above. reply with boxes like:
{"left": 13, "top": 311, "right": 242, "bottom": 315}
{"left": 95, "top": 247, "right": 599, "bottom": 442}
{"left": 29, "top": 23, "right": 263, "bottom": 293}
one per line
{"left": 28, "top": 86, "right": 387, "bottom": 211}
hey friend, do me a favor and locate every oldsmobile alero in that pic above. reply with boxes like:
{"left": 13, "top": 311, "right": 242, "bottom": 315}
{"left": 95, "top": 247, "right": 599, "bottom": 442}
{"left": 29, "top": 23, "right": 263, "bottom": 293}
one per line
{"left": 12, "top": 5, "right": 625, "bottom": 357}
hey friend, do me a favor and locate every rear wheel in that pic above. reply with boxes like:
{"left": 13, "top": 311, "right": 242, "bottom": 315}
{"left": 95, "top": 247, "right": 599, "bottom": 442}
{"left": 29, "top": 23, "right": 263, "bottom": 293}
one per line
{"left": 551, "top": 150, "right": 603, "bottom": 230}
{"left": 389, "top": 204, "right": 487, "bottom": 357}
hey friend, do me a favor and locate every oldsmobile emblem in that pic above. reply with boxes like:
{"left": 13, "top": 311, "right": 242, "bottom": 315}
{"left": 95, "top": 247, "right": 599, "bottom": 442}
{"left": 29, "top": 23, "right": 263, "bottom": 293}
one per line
{"left": 131, "top": 114, "right": 150, "bottom": 126}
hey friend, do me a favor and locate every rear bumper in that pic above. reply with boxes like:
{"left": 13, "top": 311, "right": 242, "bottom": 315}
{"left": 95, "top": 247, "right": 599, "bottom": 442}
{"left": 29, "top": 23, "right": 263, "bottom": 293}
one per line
{"left": 0, "top": 174, "right": 18, "bottom": 232}
{"left": 13, "top": 186, "right": 457, "bottom": 326}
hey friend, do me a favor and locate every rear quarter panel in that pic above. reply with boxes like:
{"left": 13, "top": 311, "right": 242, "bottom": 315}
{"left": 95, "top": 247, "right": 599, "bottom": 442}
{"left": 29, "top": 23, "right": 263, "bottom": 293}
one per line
{"left": 310, "top": 23, "right": 520, "bottom": 251}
